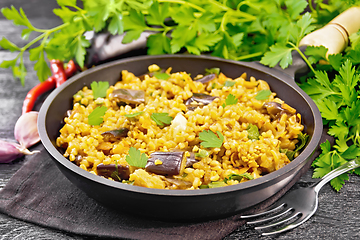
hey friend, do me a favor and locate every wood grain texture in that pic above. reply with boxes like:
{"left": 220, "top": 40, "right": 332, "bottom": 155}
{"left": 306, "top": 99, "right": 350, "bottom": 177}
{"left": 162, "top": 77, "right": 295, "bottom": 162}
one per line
{"left": 0, "top": 1, "right": 360, "bottom": 239}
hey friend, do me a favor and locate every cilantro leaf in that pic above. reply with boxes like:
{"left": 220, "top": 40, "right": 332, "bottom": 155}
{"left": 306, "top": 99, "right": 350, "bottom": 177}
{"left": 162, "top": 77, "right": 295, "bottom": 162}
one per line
{"left": 328, "top": 53, "right": 343, "bottom": 71}
{"left": 88, "top": 106, "right": 107, "bottom": 125}
{"left": 205, "top": 68, "right": 220, "bottom": 75}
{"left": 154, "top": 72, "right": 170, "bottom": 80}
{"left": 224, "top": 173, "right": 254, "bottom": 183}
{"left": 0, "top": 37, "right": 20, "bottom": 52}
{"left": 57, "top": 0, "right": 77, "bottom": 7}
{"left": 199, "top": 130, "right": 224, "bottom": 148}
{"left": 281, "top": 132, "right": 309, "bottom": 160}
{"left": 341, "top": 101, "right": 360, "bottom": 127}
{"left": 285, "top": 0, "right": 308, "bottom": 20}
{"left": 255, "top": 89, "right": 271, "bottom": 100}
{"left": 1, "top": 6, "right": 33, "bottom": 28}
{"left": 316, "top": 98, "right": 339, "bottom": 121}
{"left": 0, "top": 57, "right": 17, "bottom": 69}
{"left": 123, "top": 9, "right": 147, "bottom": 31}
{"left": 247, "top": 124, "right": 260, "bottom": 141}
{"left": 195, "top": 149, "right": 210, "bottom": 158}
{"left": 330, "top": 173, "right": 349, "bottom": 192}
{"left": 225, "top": 94, "right": 238, "bottom": 106}
{"left": 224, "top": 80, "right": 236, "bottom": 87}
{"left": 91, "top": 81, "right": 109, "bottom": 99}
{"left": 293, "top": 12, "right": 316, "bottom": 42}
{"left": 260, "top": 43, "right": 293, "bottom": 68}
{"left": 70, "top": 35, "right": 90, "bottom": 69}
{"left": 208, "top": 181, "right": 227, "bottom": 188}
{"left": 340, "top": 145, "right": 360, "bottom": 159}
{"left": 122, "top": 30, "right": 143, "bottom": 44}
{"left": 108, "top": 13, "right": 124, "bottom": 35}
{"left": 125, "top": 147, "right": 148, "bottom": 168}
{"left": 124, "top": 111, "right": 144, "bottom": 118}
{"left": 187, "top": 33, "right": 222, "bottom": 55}
{"left": 147, "top": 34, "right": 171, "bottom": 55}
{"left": 333, "top": 60, "right": 358, "bottom": 106}
{"left": 33, "top": 50, "right": 51, "bottom": 82}
{"left": 146, "top": 1, "right": 170, "bottom": 26}
{"left": 328, "top": 121, "right": 348, "bottom": 138}
{"left": 151, "top": 112, "right": 173, "bottom": 127}
{"left": 304, "top": 46, "right": 328, "bottom": 64}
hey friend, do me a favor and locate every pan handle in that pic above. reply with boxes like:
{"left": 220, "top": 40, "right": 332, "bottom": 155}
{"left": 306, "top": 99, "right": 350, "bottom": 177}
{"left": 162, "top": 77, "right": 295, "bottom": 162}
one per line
{"left": 299, "top": 6, "right": 360, "bottom": 56}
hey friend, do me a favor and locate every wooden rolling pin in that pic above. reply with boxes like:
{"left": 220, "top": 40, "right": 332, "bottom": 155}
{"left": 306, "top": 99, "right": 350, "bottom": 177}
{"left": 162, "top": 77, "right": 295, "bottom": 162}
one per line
{"left": 300, "top": 6, "right": 360, "bottom": 56}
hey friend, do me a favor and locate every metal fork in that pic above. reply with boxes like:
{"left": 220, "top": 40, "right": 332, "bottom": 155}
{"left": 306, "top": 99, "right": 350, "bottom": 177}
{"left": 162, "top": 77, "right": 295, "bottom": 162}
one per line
{"left": 240, "top": 157, "right": 360, "bottom": 236}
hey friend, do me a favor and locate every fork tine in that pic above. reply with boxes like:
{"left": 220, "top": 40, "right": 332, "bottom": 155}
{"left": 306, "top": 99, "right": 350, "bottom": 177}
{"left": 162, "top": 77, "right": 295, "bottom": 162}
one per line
{"left": 240, "top": 202, "right": 286, "bottom": 219}
{"left": 254, "top": 211, "right": 301, "bottom": 230}
{"left": 261, "top": 213, "right": 309, "bottom": 236}
{"left": 246, "top": 207, "right": 293, "bottom": 225}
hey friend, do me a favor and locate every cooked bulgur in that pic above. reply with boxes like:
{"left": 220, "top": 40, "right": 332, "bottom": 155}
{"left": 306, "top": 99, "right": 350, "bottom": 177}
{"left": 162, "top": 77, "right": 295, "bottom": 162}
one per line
{"left": 56, "top": 65, "right": 306, "bottom": 190}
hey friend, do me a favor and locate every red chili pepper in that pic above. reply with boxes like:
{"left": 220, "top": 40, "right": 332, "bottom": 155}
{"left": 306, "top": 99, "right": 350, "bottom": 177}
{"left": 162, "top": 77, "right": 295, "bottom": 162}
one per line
{"left": 22, "top": 59, "right": 79, "bottom": 114}
{"left": 64, "top": 60, "right": 78, "bottom": 77}
{"left": 50, "top": 59, "right": 67, "bottom": 88}
{"left": 22, "top": 76, "right": 56, "bottom": 115}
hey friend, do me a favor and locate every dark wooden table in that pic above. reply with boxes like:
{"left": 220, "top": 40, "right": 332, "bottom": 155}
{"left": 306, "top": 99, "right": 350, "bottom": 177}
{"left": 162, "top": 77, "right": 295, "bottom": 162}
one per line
{"left": 1, "top": 1, "right": 360, "bottom": 239}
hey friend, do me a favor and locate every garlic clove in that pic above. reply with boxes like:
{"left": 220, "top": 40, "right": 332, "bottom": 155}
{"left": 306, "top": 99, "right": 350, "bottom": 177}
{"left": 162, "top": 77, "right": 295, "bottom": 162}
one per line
{"left": 14, "top": 111, "right": 40, "bottom": 149}
{"left": 0, "top": 139, "right": 39, "bottom": 163}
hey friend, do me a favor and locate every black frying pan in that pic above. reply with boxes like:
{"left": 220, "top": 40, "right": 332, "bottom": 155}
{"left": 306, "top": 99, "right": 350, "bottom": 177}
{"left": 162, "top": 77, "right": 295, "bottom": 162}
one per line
{"left": 38, "top": 8, "right": 357, "bottom": 220}
{"left": 38, "top": 54, "right": 322, "bottom": 220}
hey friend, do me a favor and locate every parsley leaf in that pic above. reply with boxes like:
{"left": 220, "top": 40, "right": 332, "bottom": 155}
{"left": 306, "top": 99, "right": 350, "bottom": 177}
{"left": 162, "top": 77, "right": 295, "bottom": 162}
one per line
{"left": 224, "top": 80, "right": 236, "bottom": 87}
{"left": 33, "top": 50, "right": 51, "bottom": 82}
{"left": 261, "top": 43, "right": 293, "bottom": 68}
{"left": 225, "top": 94, "right": 238, "bottom": 106}
{"left": 91, "top": 81, "right": 109, "bottom": 99}
{"left": 151, "top": 112, "right": 173, "bottom": 127}
{"left": 124, "top": 111, "right": 144, "bottom": 118}
{"left": 255, "top": 89, "right": 271, "bottom": 100}
{"left": 88, "top": 106, "right": 107, "bottom": 125}
{"left": 247, "top": 124, "right": 260, "bottom": 141}
{"left": 125, "top": 147, "right": 148, "bottom": 168}
{"left": 194, "top": 149, "right": 210, "bottom": 158}
{"left": 147, "top": 33, "right": 171, "bottom": 55}
{"left": 0, "top": 37, "right": 20, "bottom": 52}
{"left": 199, "top": 130, "right": 224, "bottom": 148}
{"left": 224, "top": 173, "right": 254, "bottom": 183}
{"left": 208, "top": 181, "right": 227, "bottom": 188}
{"left": 154, "top": 72, "right": 170, "bottom": 80}
{"left": 205, "top": 68, "right": 220, "bottom": 75}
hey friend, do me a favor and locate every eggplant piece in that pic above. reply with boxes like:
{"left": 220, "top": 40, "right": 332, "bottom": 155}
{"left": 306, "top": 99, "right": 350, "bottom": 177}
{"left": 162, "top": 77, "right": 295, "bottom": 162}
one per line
{"left": 109, "top": 89, "right": 145, "bottom": 104}
{"left": 146, "top": 151, "right": 199, "bottom": 176}
{"left": 186, "top": 152, "right": 198, "bottom": 168}
{"left": 164, "top": 177, "right": 192, "bottom": 189}
{"left": 101, "top": 128, "right": 129, "bottom": 142}
{"left": 97, "top": 163, "right": 130, "bottom": 180}
{"left": 195, "top": 73, "right": 216, "bottom": 84}
{"left": 185, "top": 93, "right": 218, "bottom": 111}
{"left": 145, "top": 151, "right": 186, "bottom": 176}
{"left": 263, "top": 102, "right": 296, "bottom": 120}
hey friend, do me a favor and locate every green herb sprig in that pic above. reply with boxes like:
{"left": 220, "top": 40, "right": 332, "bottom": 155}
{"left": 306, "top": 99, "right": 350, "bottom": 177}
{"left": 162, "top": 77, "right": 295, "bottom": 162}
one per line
{"left": 125, "top": 147, "right": 148, "bottom": 168}
{"left": 151, "top": 112, "right": 173, "bottom": 126}
{"left": 299, "top": 40, "right": 360, "bottom": 191}
{"left": 88, "top": 106, "right": 107, "bottom": 125}
{"left": 91, "top": 81, "right": 109, "bottom": 99}
{"left": 199, "top": 130, "right": 224, "bottom": 148}
{"left": 0, "top": 0, "right": 350, "bottom": 85}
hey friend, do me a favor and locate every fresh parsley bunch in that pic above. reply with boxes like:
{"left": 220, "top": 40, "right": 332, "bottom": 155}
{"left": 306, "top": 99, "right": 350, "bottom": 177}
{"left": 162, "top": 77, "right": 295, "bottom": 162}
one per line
{"left": 0, "top": 0, "right": 348, "bottom": 85}
{"left": 299, "top": 34, "right": 360, "bottom": 191}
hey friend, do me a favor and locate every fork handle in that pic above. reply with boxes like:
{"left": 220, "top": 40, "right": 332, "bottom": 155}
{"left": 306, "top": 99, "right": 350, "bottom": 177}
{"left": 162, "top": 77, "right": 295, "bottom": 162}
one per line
{"left": 314, "top": 157, "right": 360, "bottom": 193}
